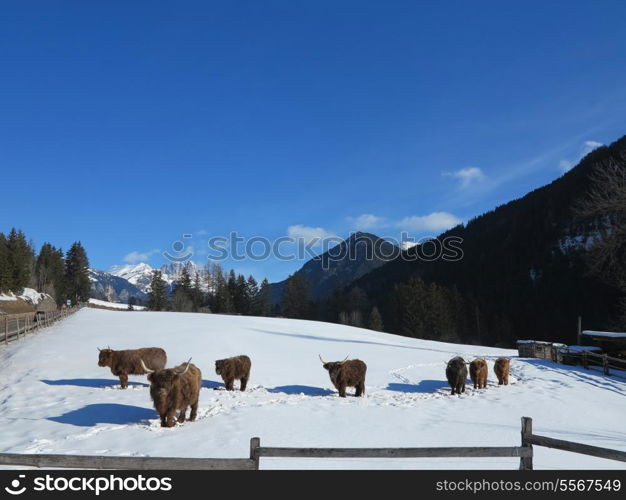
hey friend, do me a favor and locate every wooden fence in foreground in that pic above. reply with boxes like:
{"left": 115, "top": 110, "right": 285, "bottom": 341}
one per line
{"left": 1, "top": 304, "right": 83, "bottom": 345}
{"left": 0, "top": 418, "right": 625, "bottom": 470}
{"left": 581, "top": 350, "right": 626, "bottom": 378}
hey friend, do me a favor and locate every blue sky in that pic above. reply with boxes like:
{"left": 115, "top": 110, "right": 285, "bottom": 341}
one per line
{"left": 2, "top": 1, "right": 625, "bottom": 282}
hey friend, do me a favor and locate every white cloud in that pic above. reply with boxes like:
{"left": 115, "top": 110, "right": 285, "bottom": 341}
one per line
{"left": 443, "top": 167, "right": 486, "bottom": 188}
{"left": 287, "top": 225, "right": 337, "bottom": 246}
{"left": 559, "top": 140, "right": 603, "bottom": 173}
{"left": 346, "top": 214, "right": 388, "bottom": 230}
{"left": 397, "top": 212, "right": 462, "bottom": 232}
{"left": 123, "top": 249, "right": 160, "bottom": 264}
{"left": 584, "top": 140, "right": 603, "bottom": 150}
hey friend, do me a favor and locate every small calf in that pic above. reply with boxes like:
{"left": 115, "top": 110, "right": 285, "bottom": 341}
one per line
{"left": 215, "top": 355, "right": 252, "bottom": 391}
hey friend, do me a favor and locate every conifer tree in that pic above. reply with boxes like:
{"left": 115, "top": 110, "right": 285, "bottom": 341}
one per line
{"left": 368, "top": 306, "right": 384, "bottom": 331}
{"left": 255, "top": 278, "right": 272, "bottom": 316}
{"left": 0, "top": 233, "right": 10, "bottom": 293}
{"left": 7, "top": 228, "right": 35, "bottom": 292}
{"left": 64, "top": 242, "right": 90, "bottom": 305}
{"left": 192, "top": 271, "right": 204, "bottom": 312}
{"left": 35, "top": 243, "right": 65, "bottom": 303}
{"left": 147, "top": 270, "right": 168, "bottom": 311}
{"left": 281, "top": 274, "right": 311, "bottom": 319}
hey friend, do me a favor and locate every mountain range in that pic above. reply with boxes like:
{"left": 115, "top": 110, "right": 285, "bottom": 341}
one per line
{"left": 269, "top": 232, "right": 399, "bottom": 303}
{"left": 89, "top": 261, "right": 208, "bottom": 303}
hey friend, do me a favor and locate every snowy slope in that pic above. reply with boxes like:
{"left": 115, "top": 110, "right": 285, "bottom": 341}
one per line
{"left": 0, "top": 309, "right": 624, "bottom": 470}
{"left": 88, "top": 299, "right": 146, "bottom": 311}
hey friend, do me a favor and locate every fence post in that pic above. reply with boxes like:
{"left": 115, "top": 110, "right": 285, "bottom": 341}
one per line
{"left": 582, "top": 351, "right": 588, "bottom": 369}
{"left": 603, "top": 354, "right": 610, "bottom": 376}
{"left": 520, "top": 417, "right": 533, "bottom": 470}
{"left": 4, "top": 316, "right": 7, "bottom": 345}
{"left": 250, "top": 437, "right": 260, "bottom": 470}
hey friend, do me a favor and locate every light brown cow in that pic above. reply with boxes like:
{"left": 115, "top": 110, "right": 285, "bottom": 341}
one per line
{"left": 494, "top": 358, "right": 510, "bottom": 385}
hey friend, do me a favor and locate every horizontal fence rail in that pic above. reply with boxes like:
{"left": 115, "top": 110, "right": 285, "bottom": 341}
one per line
{"left": 255, "top": 446, "right": 532, "bottom": 459}
{"left": 0, "top": 453, "right": 256, "bottom": 470}
{"left": 526, "top": 434, "right": 626, "bottom": 463}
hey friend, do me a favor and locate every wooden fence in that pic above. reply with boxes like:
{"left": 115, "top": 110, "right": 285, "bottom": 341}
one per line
{"left": 581, "top": 350, "right": 626, "bottom": 378}
{"left": 1, "top": 304, "right": 83, "bottom": 345}
{"left": 0, "top": 418, "right": 624, "bottom": 470}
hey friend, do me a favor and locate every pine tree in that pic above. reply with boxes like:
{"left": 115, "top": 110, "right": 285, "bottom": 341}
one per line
{"left": 368, "top": 306, "right": 384, "bottom": 331}
{"left": 281, "top": 274, "right": 311, "bottom": 319}
{"left": 255, "top": 278, "right": 272, "bottom": 316}
{"left": 215, "top": 271, "right": 233, "bottom": 313}
{"left": 64, "top": 242, "right": 91, "bottom": 305}
{"left": 35, "top": 243, "right": 65, "bottom": 303}
{"left": 147, "top": 270, "right": 169, "bottom": 311}
{"left": 233, "top": 274, "right": 249, "bottom": 314}
{"left": 246, "top": 275, "right": 259, "bottom": 315}
{"left": 7, "top": 228, "right": 35, "bottom": 292}
{"left": 192, "top": 271, "right": 204, "bottom": 312}
{"left": 0, "top": 233, "right": 10, "bottom": 293}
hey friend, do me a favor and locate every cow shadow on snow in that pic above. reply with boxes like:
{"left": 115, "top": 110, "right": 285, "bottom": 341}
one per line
{"left": 41, "top": 378, "right": 148, "bottom": 388}
{"left": 386, "top": 380, "right": 450, "bottom": 394}
{"left": 48, "top": 404, "right": 155, "bottom": 426}
{"left": 202, "top": 379, "right": 223, "bottom": 389}
{"left": 268, "top": 385, "right": 334, "bottom": 396}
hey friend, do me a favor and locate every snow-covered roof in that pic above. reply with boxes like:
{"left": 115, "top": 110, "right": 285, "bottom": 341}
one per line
{"left": 564, "top": 345, "right": 603, "bottom": 352}
{"left": 581, "top": 330, "right": 626, "bottom": 339}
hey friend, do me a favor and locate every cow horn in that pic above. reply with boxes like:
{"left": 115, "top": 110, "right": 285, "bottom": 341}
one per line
{"left": 97, "top": 347, "right": 101, "bottom": 351}
{"left": 318, "top": 354, "right": 327, "bottom": 364}
{"left": 177, "top": 358, "right": 192, "bottom": 376}
{"left": 341, "top": 356, "right": 349, "bottom": 362}
{"left": 140, "top": 359, "right": 155, "bottom": 374}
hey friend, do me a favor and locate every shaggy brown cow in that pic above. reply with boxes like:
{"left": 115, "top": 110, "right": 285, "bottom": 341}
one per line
{"left": 469, "top": 358, "right": 488, "bottom": 389}
{"left": 446, "top": 356, "right": 468, "bottom": 395}
{"left": 319, "top": 355, "right": 367, "bottom": 397}
{"left": 494, "top": 357, "right": 510, "bottom": 385}
{"left": 215, "top": 355, "right": 251, "bottom": 391}
{"left": 97, "top": 346, "right": 167, "bottom": 389}
{"left": 141, "top": 359, "right": 202, "bottom": 428}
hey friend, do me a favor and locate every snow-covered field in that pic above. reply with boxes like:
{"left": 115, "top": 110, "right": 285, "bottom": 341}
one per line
{"left": 88, "top": 298, "right": 146, "bottom": 310}
{"left": 0, "top": 309, "right": 624, "bottom": 470}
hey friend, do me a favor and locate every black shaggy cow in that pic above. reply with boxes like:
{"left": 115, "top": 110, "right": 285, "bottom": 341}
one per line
{"left": 319, "top": 355, "right": 367, "bottom": 397}
{"left": 446, "top": 356, "right": 468, "bottom": 395}
{"left": 141, "top": 359, "right": 202, "bottom": 428}
{"left": 97, "top": 346, "right": 167, "bottom": 388}
{"left": 215, "top": 355, "right": 251, "bottom": 391}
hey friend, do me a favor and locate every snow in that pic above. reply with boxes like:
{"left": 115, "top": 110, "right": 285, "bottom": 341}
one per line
{"left": 0, "top": 309, "right": 624, "bottom": 470}
{"left": 1, "top": 288, "right": 49, "bottom": 304}
{"left": 88, "top": 299, "right": 146, "bottom": 311}
{"left": 582, "top": 330, "right": 626, "bottom": 339}
{"left": 19, "top": 288, "right": 46, "bottom": 305}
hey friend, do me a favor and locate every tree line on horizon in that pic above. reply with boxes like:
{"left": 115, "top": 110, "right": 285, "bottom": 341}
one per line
{"left": 0, "top": 228, "right": 91, "bottom": 306}
{"left": 146, "top": 263, "right": 273, "bottom": 316}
